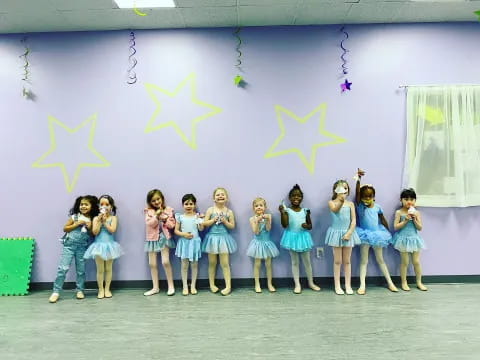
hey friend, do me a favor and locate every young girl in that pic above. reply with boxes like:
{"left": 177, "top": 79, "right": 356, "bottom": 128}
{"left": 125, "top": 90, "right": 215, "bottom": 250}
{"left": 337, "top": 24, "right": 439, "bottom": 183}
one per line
{"left": 84, "top": 195, "right": 124, "bottom": 299}
{"left": 247, "top": 197, "right": 279, "bottom": 293}
{"left": 143, "top": 189, "right": 176, "bottom": 296}
{"left": 48, "top": 195, "right": 98, "bottom": 303}
{"left": 355, "top": 169, "right": 398, "bottom": 295}
{"left": 279, "top": 184, "right": 320, "bottom": 294}
{"left": 325, "top": 180, "right": 361, "bottom": 295}
{"left": 174, "top": 194, "right": 204, "bottom": 296}
{"left": 201, "top": 187, "right": 237, "bottom": 296}
{"left": 392, "top": 188, "right": 427, "bottom": 291}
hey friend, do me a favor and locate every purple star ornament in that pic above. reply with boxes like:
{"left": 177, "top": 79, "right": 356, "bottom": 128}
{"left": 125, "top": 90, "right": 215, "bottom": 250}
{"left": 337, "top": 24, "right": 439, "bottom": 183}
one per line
{"left": 340, "top": 79, "right": 352, "bottom": 92}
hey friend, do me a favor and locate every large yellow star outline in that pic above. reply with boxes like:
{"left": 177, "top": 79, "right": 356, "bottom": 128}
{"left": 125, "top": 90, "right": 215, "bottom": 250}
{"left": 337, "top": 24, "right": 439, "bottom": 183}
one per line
{"left": 264, "top": 103, "right": 346, "bottom": 174}
{"left": 32, "top": 114, "right": 109, "bottom": 193}
{"left": 144, "top": 73, "right": 222, "bottom": 149}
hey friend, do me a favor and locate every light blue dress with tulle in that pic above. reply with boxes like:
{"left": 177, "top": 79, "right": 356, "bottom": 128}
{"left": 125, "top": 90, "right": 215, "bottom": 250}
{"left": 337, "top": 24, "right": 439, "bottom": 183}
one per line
{"left": 325, "top": 206, "right": 361, "bottom": 248}
{"left": 246, "top": 220, "right": 279, "bottom": 259}
{"left": 175, "top": 213, "right": 202, "bottom": 262}
{"left": 392, "top": 215, "right": 426, "bottom": 253}
{"left": 201, "top": 212, "right": 237, "bottom": 254}
{"left": 355, "top": 202, "right": 392, "bottom": 247}
{"left": 84, "top": 218, "right": 124, "bottom": 260}
{"left": 280, "top": 208, "right": 313, "bottom": 252}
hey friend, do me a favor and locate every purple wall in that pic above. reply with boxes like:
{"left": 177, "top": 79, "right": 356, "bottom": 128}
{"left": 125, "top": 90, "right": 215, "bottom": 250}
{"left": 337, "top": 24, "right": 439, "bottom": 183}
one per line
{"left": 1, "top": 23, "right": 479, "bottom": 283}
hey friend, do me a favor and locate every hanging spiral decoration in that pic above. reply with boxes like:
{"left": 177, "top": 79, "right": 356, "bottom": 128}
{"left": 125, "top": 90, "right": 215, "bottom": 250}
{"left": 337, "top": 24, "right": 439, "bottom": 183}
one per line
{"left": 339, "top": 26, "right": 349, "bottom": 75}
{"left": 127, "top": 31, "right": 138, "bottom": 85}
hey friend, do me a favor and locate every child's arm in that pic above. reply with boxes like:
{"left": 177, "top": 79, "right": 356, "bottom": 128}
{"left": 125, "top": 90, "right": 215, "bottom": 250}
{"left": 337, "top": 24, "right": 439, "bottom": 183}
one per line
{"left": 63, "top": 217, "right": 82, "bottom": 233}
{"left": 410, "top": 210, "right": 422, "bottom": 231}
{"left": 355, "top": 168, "right": 364, "bottom": 205}
{"left": 144, "top": 208, "right": 159, "bottom": 228}
{"left": 103, "top": 215, "right": 117, "bottom": 234}
{"left": 163, "top": 207, "right": 176, "bottom": 230}
{"left": 393, "top": 210, "right": 408, "bottom": 231}
{"left": 265, "top": 214, "right": 272, "bottom": 232}
{"left": 379, "top": 213, "right": 390, "bottom": 231}
{"left": 222, "top": 209, "right": 235, "bottom": 230}
{"left": 201, "top": 207, "right": 216, "bottom": 227}
{"left": 278, "top": 205, "right": 288, "bottom": 228}
{"left": 328, "top": 195, "right": 345, "bottom": 213}
{"left": 92, "top": 216, "right": 102, "bottom": 236}
{"left": 342, "top": 202, "right": 356, "bottom": 240}
{"left": 301, "top": 209, "right": 312, "bottom": 230}
{"left": 249, "top": 216, "right": 260, "bottom": 235}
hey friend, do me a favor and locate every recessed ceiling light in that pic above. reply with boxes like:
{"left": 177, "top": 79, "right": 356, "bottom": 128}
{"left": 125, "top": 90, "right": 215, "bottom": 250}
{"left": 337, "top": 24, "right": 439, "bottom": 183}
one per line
{"left": 114, "top": 0, "right": 176, "bottom": 8}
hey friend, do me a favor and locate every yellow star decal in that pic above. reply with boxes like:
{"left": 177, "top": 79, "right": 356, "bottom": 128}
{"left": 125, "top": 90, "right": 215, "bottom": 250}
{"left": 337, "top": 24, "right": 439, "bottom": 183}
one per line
{"left": 144, "top": 73, "right": 222, "bottom": 149}
{"left": 424, "top": 105, "right": 444, "bottom": 125}
{"left": 32, "top": 114, "right": 109, "bottom": 193}
{"left": 264, "top": 103, "right": 346, "bottom": 174}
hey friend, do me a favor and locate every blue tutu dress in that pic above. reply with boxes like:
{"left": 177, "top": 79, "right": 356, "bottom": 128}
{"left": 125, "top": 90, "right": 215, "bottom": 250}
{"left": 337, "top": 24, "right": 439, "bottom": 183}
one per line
{"left": 325, "top": 206, "right": 361, "bottom": 248}
{"left": 175, "top": 213, "right": 202, "bottom": 262}
{"left": 246, "top": 220, "right": 280, "bottom": 259}
{"left": 392, "top": 215, "right": 426, "bottom": 253}
{"left": 355, "top": 203, "right": 392, "bottom": 247}
{"left": 280, "top": 208, "right": 313, "bottom": 252}
{"left": 201, "top": 212, "right": 237, "bottom": 254}
{"left": 84, "top": 218, "right": 124, "bottom": 260}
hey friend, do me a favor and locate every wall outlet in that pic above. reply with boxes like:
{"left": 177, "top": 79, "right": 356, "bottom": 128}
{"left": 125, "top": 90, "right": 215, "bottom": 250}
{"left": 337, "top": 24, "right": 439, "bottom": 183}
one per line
{"left": 316, "top": 246, "right": 324, "bottom": 258}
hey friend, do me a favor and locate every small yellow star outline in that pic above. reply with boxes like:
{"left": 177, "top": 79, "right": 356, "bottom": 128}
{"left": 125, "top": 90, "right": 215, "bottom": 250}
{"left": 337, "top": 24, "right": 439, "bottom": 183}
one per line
{"left": 144, "top": 73, "right": 222, "bottom": 149}
{"left": 264, "top": 103, "right": 346, "bottom": 174}
{"left": 32, "top": 114, "right": 110, "bottom": 193}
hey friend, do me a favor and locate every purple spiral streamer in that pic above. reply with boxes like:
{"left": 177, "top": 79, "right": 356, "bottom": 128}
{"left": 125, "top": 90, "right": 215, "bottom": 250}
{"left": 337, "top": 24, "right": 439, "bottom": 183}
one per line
{"left": 339, "top": 26, "right": 349, "bottom": 75}
{"left": 127, "top": 31, "right": 138, "bottom": 85}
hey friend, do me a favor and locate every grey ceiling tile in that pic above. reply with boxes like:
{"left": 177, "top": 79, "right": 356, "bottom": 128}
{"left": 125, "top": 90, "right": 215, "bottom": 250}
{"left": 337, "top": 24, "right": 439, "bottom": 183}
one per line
{"left": 295, "top": 3, "right": 352, "bottom": 25}
{"left": 239, "top": 5, "right": 297, "bottom": 26}
{"left": 181, "top": 6, "right": 237, "bottom": 27}
{"left": 345, "top": 2, "right": 402, "bottom": 24}
{"left": 51, "top": 0, "right": 114, "bottom": 11}
{"left": 175, "top": 0, "right": 237, "bottom": 7}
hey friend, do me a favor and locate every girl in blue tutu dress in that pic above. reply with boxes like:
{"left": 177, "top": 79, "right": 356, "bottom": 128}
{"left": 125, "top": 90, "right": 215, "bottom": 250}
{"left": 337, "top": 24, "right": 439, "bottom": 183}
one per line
{"left": 201, "top": 187, "right": 236, "bottom": 296}
{"left": 174, "top": 194, "right": 204, "bottom": 296}
{"left": 392, "top": 188, "right": 427, "bottom": 292}
{"left": 325, "top": 180, "right": 361, "bottom": 295}
{"left": 84, "top": 195, "right": 124, "bottom": 299}
{"left": 354, "top": 169, "right": 398, "bottom": 295}
{"left": 279, "top": 184, "right": 320, "bottom": 294}
{"left": 247, "top": 197, "right": 279, "bottom": 293}
{"left": 143, "top": 189, "right": 176, "bottom": 296}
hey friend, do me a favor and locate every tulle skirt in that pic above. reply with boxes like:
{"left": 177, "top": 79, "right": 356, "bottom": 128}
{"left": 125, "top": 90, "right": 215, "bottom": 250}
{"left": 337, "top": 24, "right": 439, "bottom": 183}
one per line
{"left": 324, "top": 227, "right": 361, "bottom": 248}
{"left": 201, "top": 233, "right": 237, "bottom": 254}
{"left": 175, "top": 237, "right": 202, "bottom": 261}
{"left": 280, "top": 230, "right": 313, "bottom": 252}
{"left": 356, "top": 225, "right": 392, "bottom": 248}
{"left": 393, "top": 234, "right": 426, "bottom": 253}
{"left": 144, "top": 233, "right": 175, "bottom": 253}
{"left": 84, "top": 241, "right": 124, "bottom": 260}
{"left": 246, "top": 238, "right": 280, "bottom": 259}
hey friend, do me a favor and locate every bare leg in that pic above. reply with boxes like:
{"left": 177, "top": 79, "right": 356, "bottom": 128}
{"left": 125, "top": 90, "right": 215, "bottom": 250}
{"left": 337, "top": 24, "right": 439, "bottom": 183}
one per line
{"left": 95, "top": 256, "right": 105, "bottom": 299}
{"left": 289, "top": 251, "right": 301, "bottom": 293}
{"left": 412, "top": 251, "right": 427, "bottom": 291}
{"left": 253, "top": 258, "right": 262, "bottom": 293}
{"left": 190, "top": 261, "right": 198, "bottom": 294}
{"left": 104, "top": 259, "right": 113, "bottom": 297}
{"left": 343, "top": 247, "right": 353, "bottom": 294}
{"left": 400, "top": 252, "right": 410, "bottom": 291}
{"left": 300, "top": 252, "right": 320, "bottom": 291}
{"left": 332, "top": 247, "right": 344, "bottom": 294}
{"left": 373, "top": 247, "right": 398, "bottom": 292}
{"left": 265, "top": 257, "right": 276, "bottom": 292}
{"left": 160, "top": 247, "right": 175, "bottom": 295}
{"left": 181, "top": 259, "right": 189, "bottom": 295}
{"left": 144, "top": 252, "right": 160, "bottom": 295}
{"left": 358, "top": 244, "right": 369, "bottom": 295}
{"left": 208, "top": 253, "right": 219, "bottom": 293}
{"left": 219, "top": 253, "right": 232, "bottom": 295}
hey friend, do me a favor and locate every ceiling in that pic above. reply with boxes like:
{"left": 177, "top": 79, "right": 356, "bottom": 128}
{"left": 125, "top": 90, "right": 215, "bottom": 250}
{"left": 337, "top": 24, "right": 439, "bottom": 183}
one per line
{"left": 0, "top": 0, "right": 480, "bottom": 34}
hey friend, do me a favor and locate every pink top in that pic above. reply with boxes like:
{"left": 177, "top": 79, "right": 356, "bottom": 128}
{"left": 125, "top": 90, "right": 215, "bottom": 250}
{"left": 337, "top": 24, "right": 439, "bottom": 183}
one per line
{"left": 144, "top": 206, "right": 175, "bottom": 241}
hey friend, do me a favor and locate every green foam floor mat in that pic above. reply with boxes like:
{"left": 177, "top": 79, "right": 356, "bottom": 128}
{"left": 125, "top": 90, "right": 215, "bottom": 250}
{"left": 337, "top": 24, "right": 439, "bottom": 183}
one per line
{"left": 0, "top": 238, "right": 35, "bottom": 296}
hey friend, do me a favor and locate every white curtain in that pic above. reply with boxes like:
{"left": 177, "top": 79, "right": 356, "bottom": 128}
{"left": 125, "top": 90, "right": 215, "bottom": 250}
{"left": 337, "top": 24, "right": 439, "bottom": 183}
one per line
{"left": 404, "top": 85, "right": 480, "bottom": 207}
